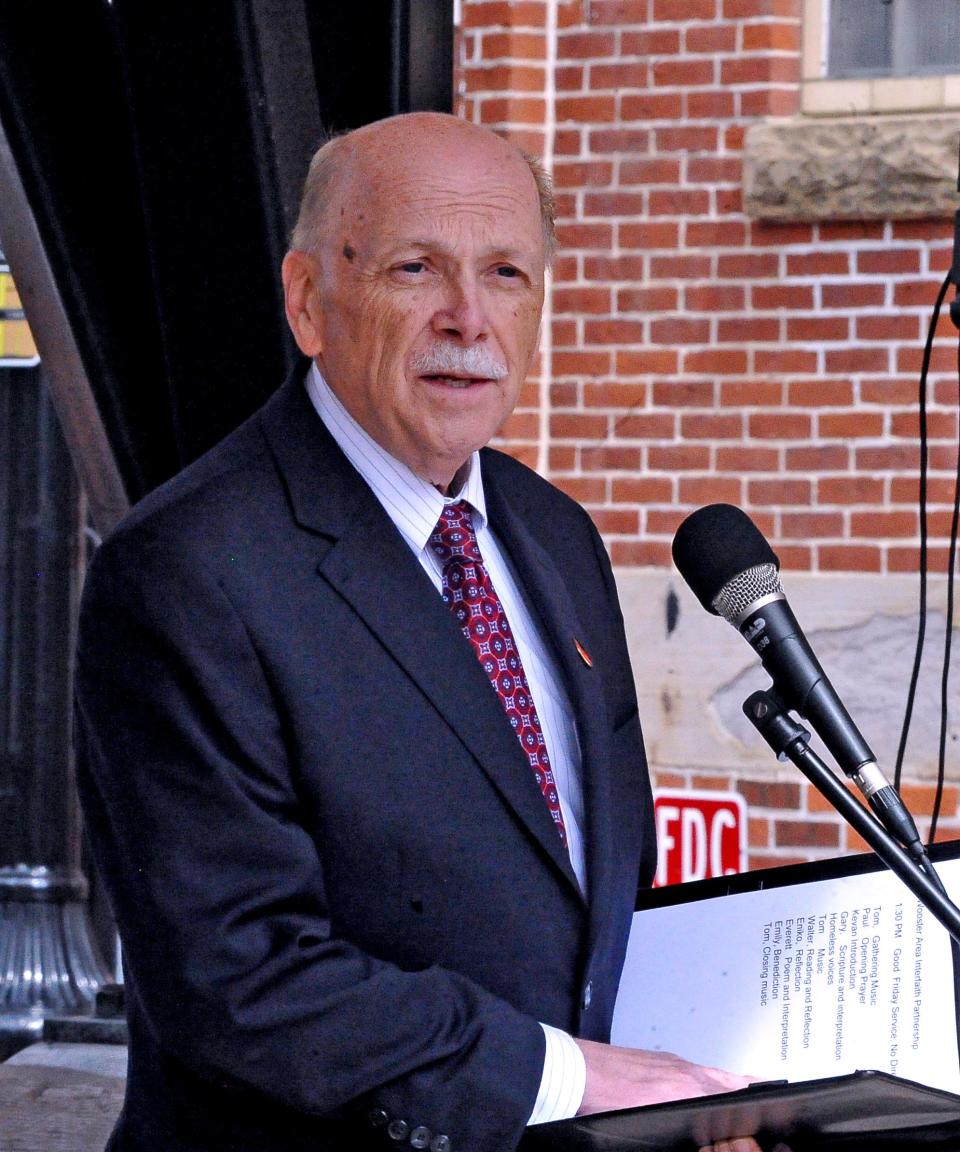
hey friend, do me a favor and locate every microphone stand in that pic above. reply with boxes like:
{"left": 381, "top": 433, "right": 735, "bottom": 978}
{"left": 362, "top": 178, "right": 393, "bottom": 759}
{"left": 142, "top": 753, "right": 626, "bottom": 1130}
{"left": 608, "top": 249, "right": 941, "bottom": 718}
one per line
{"left": 743, "top": 688, "right": 960, "bottom": 946}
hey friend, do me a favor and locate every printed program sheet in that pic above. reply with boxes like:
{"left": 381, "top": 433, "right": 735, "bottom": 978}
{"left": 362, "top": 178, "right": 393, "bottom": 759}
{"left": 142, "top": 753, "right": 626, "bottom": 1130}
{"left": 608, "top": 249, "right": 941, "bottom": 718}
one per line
{"left": 612, "top": 858, "right": 960, "bottom": 1092}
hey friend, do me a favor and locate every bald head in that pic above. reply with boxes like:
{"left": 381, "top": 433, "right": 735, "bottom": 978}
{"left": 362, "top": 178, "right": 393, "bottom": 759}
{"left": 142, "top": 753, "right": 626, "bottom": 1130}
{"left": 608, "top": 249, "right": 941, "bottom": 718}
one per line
{"left": 291, "top": 113, "right": 555, "bottom": 263}
{"left": 281, "top": 110, "right": 548, "bottom": 489}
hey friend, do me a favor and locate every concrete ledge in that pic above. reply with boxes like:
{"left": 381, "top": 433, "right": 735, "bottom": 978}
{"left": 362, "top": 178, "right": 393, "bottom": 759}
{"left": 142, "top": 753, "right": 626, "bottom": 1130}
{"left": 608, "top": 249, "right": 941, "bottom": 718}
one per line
{"left": 744, "top": 115, "right": 960, "bottom": 221}
{"left": 6, "top": 1041, "right": 127, "bottom": 1079}
{"left": 0, "top": 1062, "right": 123, "bottom": 1151}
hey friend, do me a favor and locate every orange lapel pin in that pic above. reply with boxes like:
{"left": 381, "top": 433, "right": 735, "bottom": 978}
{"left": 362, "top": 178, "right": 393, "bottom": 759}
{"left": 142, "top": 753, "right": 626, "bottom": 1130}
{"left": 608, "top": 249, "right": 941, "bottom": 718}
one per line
{"left": 574, "top": 637, "right": 593, "bottom": 667}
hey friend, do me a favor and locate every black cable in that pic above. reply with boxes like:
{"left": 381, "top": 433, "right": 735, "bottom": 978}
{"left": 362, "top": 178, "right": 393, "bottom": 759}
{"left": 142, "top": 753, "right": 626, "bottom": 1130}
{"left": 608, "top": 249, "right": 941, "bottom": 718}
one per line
{"left": 930, "top": 332, "right": 960, "bottom": 843}
{"left": 894, "top": 271, "right": 951, "bottom": 791}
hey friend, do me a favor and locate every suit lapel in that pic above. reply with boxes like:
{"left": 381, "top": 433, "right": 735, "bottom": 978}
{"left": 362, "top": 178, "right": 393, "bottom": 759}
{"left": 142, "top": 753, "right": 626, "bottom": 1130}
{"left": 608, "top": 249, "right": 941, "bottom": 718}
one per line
{"left": 259, "top": 375, "right": 581, "bottom": 895}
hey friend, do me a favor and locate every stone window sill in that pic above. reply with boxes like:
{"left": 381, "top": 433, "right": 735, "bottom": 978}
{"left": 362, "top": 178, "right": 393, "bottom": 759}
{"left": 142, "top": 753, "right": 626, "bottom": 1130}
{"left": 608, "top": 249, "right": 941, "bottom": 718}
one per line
{"left": 743, "top": 114, "right": 960, "bottom": 222}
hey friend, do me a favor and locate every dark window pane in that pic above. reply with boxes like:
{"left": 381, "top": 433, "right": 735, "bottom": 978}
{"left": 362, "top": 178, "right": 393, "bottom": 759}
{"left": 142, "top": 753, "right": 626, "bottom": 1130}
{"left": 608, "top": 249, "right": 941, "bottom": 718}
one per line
{"left": 829, "top": 0, "right": 960, "bottom": 79}
{"left": 895, "top": 0, "right": 960, "bottom": 75}
{"left": 828, "top": 0, "right": 891, "bottom": 78}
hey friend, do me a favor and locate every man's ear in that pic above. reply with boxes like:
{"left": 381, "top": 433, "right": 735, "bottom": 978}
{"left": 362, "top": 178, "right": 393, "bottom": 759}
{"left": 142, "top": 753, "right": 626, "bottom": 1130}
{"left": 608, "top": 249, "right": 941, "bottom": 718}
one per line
{"left": 281, "top": 250, "right": 325, "bottom": 358}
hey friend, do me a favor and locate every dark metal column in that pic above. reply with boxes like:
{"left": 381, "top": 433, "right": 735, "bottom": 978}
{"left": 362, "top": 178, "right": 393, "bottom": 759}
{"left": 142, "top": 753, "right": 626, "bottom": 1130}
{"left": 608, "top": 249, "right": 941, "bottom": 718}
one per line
{"left": 0, "top": 365, "right": 109, "bottom": 1057}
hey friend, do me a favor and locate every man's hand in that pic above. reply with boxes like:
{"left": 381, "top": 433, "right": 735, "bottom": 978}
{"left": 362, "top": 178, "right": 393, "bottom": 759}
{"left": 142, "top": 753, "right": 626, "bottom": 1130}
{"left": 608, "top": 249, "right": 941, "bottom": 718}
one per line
{"left": 574, "top": 1038, "right": 753, "bottom": 1115}
{"left": 574, "top": 1041, "right": 791, "bottom": 1152}
{"left": 700, "top": 1142, "right": 787, "bottom": 1152}
{"left": 700, "top": 1144, "right": 792, "bottom": 1152}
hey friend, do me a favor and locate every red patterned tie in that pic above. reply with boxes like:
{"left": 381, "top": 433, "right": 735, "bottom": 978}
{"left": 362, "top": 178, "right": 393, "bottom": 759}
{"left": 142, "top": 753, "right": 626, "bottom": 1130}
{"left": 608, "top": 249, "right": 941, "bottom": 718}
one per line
{"left": 430, "top": 501, "right": 567, "bottom": 846}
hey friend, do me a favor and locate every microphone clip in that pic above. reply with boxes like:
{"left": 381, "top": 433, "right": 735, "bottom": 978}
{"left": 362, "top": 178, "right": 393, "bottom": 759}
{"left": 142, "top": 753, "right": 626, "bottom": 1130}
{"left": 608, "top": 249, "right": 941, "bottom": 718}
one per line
{"left": 744, "top": 688, "right": 811, "bottom": 763}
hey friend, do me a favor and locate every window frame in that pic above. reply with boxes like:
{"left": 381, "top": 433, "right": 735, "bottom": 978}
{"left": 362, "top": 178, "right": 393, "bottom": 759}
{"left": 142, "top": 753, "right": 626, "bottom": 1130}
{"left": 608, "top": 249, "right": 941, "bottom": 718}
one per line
{"left": 802, "top": 0, "right": 960, "bottom": 116}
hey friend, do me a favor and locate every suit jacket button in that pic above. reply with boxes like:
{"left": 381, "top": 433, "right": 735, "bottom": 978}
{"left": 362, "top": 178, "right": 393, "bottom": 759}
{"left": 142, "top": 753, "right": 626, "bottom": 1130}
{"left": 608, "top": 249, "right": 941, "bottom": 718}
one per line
{"left": 369, "top": 1108, "right": 390, "bottom": 1128}
{"left": 410, "top": 1126, "right": 432, "bottom": 1148}
{"left": 582, "top": 980, "right": 593, "bottom": 1010}
{"left": 388, "top": 1119, "right": 410, "bottom": 1141}
{"left": 430, "top": 1136, "right": 452, "bottom": 1152}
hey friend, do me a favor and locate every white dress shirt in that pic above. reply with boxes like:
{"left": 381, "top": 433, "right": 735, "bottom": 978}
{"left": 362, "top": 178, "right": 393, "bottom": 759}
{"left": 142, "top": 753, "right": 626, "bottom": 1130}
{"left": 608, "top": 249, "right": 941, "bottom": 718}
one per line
{"left": 305, "top": 364, "right": 587, "bottom": 1124}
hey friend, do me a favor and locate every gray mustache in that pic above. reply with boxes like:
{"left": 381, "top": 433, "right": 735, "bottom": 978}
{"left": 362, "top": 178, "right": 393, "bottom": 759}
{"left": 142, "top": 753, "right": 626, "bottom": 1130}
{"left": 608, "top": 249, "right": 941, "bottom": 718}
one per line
{"left": 412, "top": 344, "right": 508, "bottom": 380}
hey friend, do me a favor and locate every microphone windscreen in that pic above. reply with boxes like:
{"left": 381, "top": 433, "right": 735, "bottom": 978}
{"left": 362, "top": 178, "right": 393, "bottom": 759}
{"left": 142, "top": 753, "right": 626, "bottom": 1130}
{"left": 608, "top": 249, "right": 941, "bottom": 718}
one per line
{"left": 672, "top": 504, "right": 780, "bottom": 614}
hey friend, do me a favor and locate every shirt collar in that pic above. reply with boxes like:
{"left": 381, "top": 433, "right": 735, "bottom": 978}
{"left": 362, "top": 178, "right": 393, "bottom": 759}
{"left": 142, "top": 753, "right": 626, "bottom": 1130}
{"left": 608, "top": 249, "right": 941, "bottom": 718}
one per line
{"left": 304, "top": 363, "right": 489, "bottom": 553}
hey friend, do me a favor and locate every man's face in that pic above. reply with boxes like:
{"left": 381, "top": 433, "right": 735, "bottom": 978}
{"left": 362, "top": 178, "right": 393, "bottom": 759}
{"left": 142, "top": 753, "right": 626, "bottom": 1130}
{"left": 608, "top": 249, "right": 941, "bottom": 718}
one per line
{"left": 284, "top": 118, "right": 546, "bottom": 489}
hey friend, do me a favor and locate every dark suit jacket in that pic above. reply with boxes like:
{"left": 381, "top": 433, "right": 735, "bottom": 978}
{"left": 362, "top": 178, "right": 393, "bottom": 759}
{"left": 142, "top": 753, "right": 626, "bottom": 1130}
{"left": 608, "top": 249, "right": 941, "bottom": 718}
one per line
{"left": 74, "top": 371, "right": 656, "bottom": 1152}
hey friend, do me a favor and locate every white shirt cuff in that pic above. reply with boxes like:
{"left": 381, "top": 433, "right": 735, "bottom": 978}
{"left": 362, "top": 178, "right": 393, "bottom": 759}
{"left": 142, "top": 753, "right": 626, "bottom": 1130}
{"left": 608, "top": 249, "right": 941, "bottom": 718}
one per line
{"left": 526, "top": 1024, "right": 587, "bottom": 1125}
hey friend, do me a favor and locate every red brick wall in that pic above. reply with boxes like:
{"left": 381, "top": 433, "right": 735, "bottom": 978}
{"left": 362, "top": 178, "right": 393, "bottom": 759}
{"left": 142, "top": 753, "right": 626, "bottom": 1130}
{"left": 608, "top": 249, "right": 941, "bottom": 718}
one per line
{"left": 455, "top": 0, "right": 960, "bottom": 870}
{"left": 655, "top": 772, "right": 959, "bottom": 870}
{"left": 457, "top": 0, "right": 957, "bottom": 576}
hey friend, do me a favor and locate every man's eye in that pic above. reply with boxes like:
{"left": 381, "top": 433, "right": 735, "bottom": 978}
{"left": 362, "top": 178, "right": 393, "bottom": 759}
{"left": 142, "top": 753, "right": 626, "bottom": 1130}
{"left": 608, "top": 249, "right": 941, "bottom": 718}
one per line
{"left": 397, "top": 261, "right": 426, "bottom": 274}
{"left": 494, "top": 265, "right": 521, "bottom": 279}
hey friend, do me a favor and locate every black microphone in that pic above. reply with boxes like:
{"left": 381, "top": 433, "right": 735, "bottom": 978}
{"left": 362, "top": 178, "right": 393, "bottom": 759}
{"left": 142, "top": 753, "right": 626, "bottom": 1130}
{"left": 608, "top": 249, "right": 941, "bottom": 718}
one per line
{"left": 672, "top": 503, "right": 923, "bottom": 857}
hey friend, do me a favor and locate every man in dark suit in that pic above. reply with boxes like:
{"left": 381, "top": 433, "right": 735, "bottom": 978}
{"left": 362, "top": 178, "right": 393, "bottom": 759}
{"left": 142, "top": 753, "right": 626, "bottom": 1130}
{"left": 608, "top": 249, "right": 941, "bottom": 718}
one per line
{"left": 74, "top": 112, "right": 761, "bottom": 1152}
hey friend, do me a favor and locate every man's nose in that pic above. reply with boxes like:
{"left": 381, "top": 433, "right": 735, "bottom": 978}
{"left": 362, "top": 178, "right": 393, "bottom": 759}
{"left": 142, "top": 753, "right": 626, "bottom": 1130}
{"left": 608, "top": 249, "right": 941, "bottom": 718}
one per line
{"left": 432, "top": 279, "right": 489, "bottom": 343}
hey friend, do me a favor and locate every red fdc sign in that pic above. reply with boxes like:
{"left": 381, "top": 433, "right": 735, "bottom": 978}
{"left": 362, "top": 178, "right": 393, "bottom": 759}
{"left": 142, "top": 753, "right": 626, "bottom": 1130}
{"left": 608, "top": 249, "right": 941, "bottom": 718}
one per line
{"left": 653, "top": 789, "right": 746, "bottom": 887}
